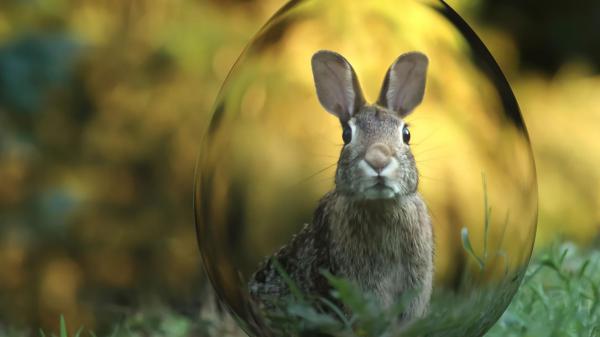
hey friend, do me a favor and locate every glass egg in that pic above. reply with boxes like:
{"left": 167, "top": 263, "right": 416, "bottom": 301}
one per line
{"left": 195, "top": 0, "right": 538, "bottom": 336}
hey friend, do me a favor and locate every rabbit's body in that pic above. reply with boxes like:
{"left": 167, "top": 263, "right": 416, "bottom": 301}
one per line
{"left": 329, "top": 192, "right": 433, "bottom": 317}
{"left": 249, "top": 50, "right": 434, "bottom": 323}
{"left": 249, "top": 171, "right": 433, "bottom": 321}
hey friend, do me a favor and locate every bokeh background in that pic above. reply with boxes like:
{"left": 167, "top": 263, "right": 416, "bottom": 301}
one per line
{"left": 0, "top": 0, "right": 598, "bottom": 334}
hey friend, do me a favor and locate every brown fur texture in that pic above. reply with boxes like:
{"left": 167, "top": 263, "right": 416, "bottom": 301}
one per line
{"left": 248, "top": 50, "right": 434, "bottom": 325}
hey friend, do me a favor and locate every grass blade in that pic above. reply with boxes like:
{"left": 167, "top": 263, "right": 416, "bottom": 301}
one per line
{"left": 461, "top": 227, "right": 484, "bottom": 270}
{"left": 59, "top": 315, "right": 67, "bottom": 337}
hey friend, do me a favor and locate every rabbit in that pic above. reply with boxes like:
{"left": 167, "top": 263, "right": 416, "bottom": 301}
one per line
{"left": 248, "top": 50, "right": 434, "bottom": 326}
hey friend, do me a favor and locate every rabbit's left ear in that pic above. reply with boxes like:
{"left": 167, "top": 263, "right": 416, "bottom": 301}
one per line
{"left": 377, "top": 52, "right": 428, "bottom": 117}
{"left": 311, "top": 50, "right": 366, "bottom": 122}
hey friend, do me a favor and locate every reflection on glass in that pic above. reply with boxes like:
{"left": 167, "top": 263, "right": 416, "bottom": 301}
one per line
{"left": 195, "top": 1, "right": 537, "bottom": 336}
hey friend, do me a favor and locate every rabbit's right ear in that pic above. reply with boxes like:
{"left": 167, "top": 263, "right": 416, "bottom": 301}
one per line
{"left": 311, "top": 51, "right": 366, "bottom": 121}
{"left": 377, "top": 52, "right": 428, "bottom": 117}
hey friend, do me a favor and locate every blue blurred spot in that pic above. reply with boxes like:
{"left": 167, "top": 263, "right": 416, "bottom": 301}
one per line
{"left": 37, "top": 187, "right": 81, "bottom": 234}
{"left": 0, "top": 34, "right": 80, "bottom": 115}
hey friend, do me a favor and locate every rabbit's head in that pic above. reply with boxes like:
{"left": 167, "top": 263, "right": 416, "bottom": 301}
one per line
{"left": 311, "top": 50, "right": 428, "bottom": 200}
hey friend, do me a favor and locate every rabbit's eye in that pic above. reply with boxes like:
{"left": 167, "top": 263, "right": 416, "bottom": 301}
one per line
{"left": 402, "top": 125, "right": 411, "bottom": 144}
{"left": 342, "top": 124, "right": 352, "bottom": 144}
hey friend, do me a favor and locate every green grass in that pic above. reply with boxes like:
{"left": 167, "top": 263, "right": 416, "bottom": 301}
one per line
{"left": 38, "top": 316, "right": 85, "bottom": 337}
{"left": 256, "top": 241, "right": 600, "bottom": 337}
{"left": 11, "top": 180, "right": 598, "bottom": 337}
{"left": 11, "top": 240, "right": 598, "bottom": 337}
{"left": 27, "top": 310, "right": 211, "bottom": 337}
{"left": 486, "top": 242, "right": 600, "bottom": 337}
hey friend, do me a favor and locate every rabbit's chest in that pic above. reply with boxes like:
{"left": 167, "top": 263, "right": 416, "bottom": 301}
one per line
{"left": 326, "top": 193, "right": 433, "bottom": 310}
{"left": 330, "top": 216, "right": 430, "bottom": 306}
{"left": 332, "top": 226, "right": 415, "bottom": 300}
{"left": 373, "top": 262, "right": 408, "bottom": 306}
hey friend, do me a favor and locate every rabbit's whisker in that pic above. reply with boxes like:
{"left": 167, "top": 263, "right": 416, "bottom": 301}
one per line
{"left": 415, "top": 155, "right": 452, "bottom": 163}
{"left": 411, "top": 128, "right": 439, "bottom": 145}
{"left": 290, "top": 162, "right": 338, "bottom": 187}
{"left": 418, "top": 173, "right": 443, "bottom": 182}
{"left": 412, "top": 146, "right": 444, "bottom": 156}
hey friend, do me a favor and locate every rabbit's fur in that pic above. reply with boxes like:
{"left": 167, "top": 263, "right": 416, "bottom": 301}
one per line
{"left": 248, "top": 50, "right": 434, "bottom": 324}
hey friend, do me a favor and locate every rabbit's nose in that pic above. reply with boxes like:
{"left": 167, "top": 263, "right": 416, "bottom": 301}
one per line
{"left": 365, "top": 143, "right": 392, "bottom": 172}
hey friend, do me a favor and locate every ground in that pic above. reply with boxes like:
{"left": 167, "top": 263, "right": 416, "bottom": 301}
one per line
{"left": 8, "top": 240, "right": 597, "bottom": 337}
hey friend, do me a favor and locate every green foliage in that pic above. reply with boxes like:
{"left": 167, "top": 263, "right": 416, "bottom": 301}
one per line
{"left": 259, "top": 269, "right": 413, "bottom": 337}
{"left": 15, "top": 241, "right": 599, "bottom": 337}
{"left": 37, "top": 315, "right": 83, "bottom": 337}
{"left": 486, "top": 243, "right": 600, "bottom": 337}
{"left": 0, "top": 0, "right": 260, "bottom": 329}
{"left": 461, "top": 173, "right": 511, "bottom": 276}
{"left": 32, "top": 310, "right": 211, "bottom": 337}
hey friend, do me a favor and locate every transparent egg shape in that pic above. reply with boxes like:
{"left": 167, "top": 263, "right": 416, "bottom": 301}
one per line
{"left": 195, "top": 1, "right": 538, "bottom": 336}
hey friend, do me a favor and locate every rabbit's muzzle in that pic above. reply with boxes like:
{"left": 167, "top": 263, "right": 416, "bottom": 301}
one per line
{"left": 364, "top": 142, "right": 394, "bottom": 173}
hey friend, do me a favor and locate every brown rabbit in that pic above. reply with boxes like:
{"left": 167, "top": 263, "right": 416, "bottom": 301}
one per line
{"left": 248, "top": 50, "right": 434, "bottom": 324}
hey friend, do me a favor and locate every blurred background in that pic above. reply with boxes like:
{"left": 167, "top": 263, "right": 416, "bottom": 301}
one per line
{"left": 0, "top": 0, "right": 598, "bottom": 334}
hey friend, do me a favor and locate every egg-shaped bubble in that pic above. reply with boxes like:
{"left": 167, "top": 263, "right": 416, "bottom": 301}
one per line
{"left": 194, "top": 0, "right": 537, "bottom": 336}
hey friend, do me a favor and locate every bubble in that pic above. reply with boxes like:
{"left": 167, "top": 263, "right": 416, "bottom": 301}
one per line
{"left": 194, "top": 0, "right": 537, "bottom": 336}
